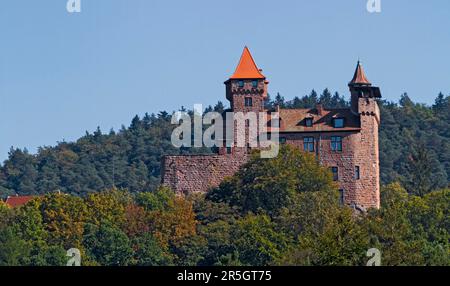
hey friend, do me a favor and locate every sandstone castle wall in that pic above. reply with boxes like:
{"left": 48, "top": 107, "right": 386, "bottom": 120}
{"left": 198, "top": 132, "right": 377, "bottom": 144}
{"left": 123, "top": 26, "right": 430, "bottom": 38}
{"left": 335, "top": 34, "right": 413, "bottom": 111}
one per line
{"left": 161, "top": 152, "right": 248, "bottom": 195}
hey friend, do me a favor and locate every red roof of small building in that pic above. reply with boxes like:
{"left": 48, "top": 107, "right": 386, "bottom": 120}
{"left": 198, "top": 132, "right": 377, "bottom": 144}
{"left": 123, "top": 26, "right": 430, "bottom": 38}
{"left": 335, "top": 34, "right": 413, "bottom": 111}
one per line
{"left": 230, "top": 47, "right": 266, "bottom": 79}
{"left": 5, "top": 196, "right": 35, "bottom": 208}
{"left": 349, "top": 61, "right": 371, "bottom": 85}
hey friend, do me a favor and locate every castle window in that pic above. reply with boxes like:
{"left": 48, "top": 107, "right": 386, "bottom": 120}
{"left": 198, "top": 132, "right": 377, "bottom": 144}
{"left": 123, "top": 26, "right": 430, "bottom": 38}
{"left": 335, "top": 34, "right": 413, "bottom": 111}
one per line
{"left": 331, "top": 167, "right": 339, "bottom": 181}
{"left": 252, "top": 80, "right": 258, "bottom": 88}
{"left": 355, "top": 166, "right": 360, "bottom": 180}
{"left": 245, "top": 97, "right": 253, "bottom": 107}
{"left": 333, "top": 118, "right": 345, "bottom": 128}
{"left": 305, "top": 118, "right": 313, "bottom": 127}
{"left": 238, "top": 80, "right": 244, "bottom": 88}
{"left": 280, "top": 137, "right": 287, "bottom": 144}
{"left": 339, "top": 189, "right": 345, "bottom": 205}
{"left": 331, "top": 136, "right": 342, "bottom": 152}
{"left": 303, "top": 137, "right": 315, "bottom": 152}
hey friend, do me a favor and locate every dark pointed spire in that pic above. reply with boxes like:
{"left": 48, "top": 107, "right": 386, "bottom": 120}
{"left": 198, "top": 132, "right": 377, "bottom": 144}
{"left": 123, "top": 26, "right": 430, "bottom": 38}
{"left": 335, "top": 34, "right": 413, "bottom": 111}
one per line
{"left": 349, "top": 60, "right": 371, "bottom": 86}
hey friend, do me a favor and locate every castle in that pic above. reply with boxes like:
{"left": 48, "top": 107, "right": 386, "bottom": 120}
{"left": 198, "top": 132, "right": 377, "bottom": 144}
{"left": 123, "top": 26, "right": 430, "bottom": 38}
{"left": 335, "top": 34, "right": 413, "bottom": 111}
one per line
{"left": 162, "top": 47, "right": 381, "bottom": 210}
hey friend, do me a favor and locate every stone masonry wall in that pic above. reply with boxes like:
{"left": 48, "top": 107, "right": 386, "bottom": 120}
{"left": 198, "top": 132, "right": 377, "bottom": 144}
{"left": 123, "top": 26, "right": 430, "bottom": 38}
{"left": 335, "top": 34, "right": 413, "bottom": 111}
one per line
{"left": 281, "top": 131, "right": 361, "bottom": 207}
{"left": 162, "top": 127, "right": 379, "bottom": 209}
{"left": 280, "top": 128, "right": 379, "bottom": 210}
{"left": 161, "top": 152, "right": 248, "bottom": 195}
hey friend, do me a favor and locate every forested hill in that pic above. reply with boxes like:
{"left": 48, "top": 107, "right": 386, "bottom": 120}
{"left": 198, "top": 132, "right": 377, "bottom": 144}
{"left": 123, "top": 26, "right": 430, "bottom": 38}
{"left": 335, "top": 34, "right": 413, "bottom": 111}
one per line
{"left": 0, "top": 91, "right": 449, "bottom": 198}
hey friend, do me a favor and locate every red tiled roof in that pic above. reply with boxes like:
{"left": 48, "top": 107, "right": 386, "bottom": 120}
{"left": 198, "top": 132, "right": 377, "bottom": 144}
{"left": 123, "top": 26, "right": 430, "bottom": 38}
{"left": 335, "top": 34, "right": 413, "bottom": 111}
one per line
{"left": 268, "top": 107, "right": 361, "bottom": 133}
{"left": 349, "top": 61, "right": 371, "bottom": 85}
{"left": 230, "top": 47, "right": 266, "bottom": 79}
{"left": 5, "top": 196, "right": 36, "bottom": 208}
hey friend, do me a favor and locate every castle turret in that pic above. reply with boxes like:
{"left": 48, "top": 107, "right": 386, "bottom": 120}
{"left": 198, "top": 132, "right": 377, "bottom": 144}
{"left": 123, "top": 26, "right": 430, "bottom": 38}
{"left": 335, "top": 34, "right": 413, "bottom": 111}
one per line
{"left": 225, "top": 47, "right": 268, "bottom": 113}
{"left": 348, "top": 61, "right": 381, "bottom": 209}
{"left": 220, "top": 47, "right": 269, "bottom": 155}
{"left": 349, "top": 61, "right": 381, "bottom": 117}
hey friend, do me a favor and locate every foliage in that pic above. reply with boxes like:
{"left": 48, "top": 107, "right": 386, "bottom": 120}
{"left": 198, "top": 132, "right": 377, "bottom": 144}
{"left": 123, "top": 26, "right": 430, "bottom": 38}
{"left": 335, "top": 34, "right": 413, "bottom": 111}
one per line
{"left": 0, "top": 159, "right": 448, "bottom": 266}
{"left": 147, "top": 191, "right": 197, "bottom": 248}
{"left": 230, "top": 214, "right": 290, "bottom": 266}
{"left": 363, "top": 184, "right": 450, "bottom": 266}
{"left": 86, "top": 189, "right": 131, "bottom": 226}
{"left": 0, "top": 91, "right": 448, "bottom": 266}
{"left": 0, "top": 189, "right": 202, "bottom": 266}
{"left": 83, "top": 222, "right": 133, "bottom": 266}
{"left": 131, "top": 232, "right": 173, "bottom": 266}
{"left": 208, "top": 145, "right": 336, "bottom": 216}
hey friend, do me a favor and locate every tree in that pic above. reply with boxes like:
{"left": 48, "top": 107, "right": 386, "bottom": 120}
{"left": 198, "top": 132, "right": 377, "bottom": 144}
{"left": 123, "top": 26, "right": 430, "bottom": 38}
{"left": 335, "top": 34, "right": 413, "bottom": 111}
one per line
{"left": 274, "top": 93, "right": 285, "bottom": 107}
{"left": 0, "top": 226, "right": 30, "bottom": 266}
{"left": 83, "top": 222, "right": 133, "bottom": 266}
{"left": 193, "top": 196, "right": 240, "bottom": 226}
{"left": 2, "top": 148, "right": 37, "bottom": 195}
{"left": 292, "top": 207, "right": 368, "bottom": 266}
{"left": 141, "top": 189, "right": 201, "bottom": 265}
{"left": 404, "top": 144, "right": 435, "bottom": 196}
{"left": 273, "top": 183, "right": 370, "bottom": 266}
{"left": 0, "top": 201, "right": 12, "bottom": 229}
{"left": 230, "top": 214, "right": 290, "bottom": 266}
{"left": 147, "top": 193, "right": 197, "bottom": 248}
{"left": 432, "top": 92, "right": 449, "bottom": 117}
{"left": 132, "top": 232, "right": 173, "bottom": 266}
{"left": 198, "top": 220, "right": 233, "bottom": 265}
{"left": 0, "top": 199, "right": 68, "bottom": 266}
{"left": 399, "top": 93, "right": 414, "bottom": 109}
{"left": 208, "top": 145, "right": 336, "bottom": 216}
{"left": 136, "top": 186, "right": 174, "bottom": 212}
{"left": 319, "top": 88, "right": 332, "bottom": 107}
{"left": 406, "top": 189, "right": 450, "bottom": 265}
{"left": 39, "top": 193, "right": 89, "bottom": 249}
{"left": 364, "top": 183, "right": 426, "bottom": 265}
{"left": 123, "top": 203, "right": 150, "bottom": 238}
{"left": 85, "top": 189, "right": 131, "bottom": 227}
{"left": 214, "top": 101, "right": 225, "bottom": 113}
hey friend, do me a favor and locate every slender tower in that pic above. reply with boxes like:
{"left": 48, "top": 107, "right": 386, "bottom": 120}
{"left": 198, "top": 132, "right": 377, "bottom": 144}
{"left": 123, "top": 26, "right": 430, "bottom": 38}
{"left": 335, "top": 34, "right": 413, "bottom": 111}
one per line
{"left": 221, "top": 47, "right": 269, "bottom": 155}
{"left": 348, "top": 61, "right": 382, "bottom": 209}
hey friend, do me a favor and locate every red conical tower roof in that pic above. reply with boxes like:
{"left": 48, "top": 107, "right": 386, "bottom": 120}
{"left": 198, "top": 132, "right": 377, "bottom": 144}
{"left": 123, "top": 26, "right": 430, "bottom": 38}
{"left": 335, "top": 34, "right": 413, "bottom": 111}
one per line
{"left": 349, "top": 61, "right": 371, "bottom": 85}
{"left": 230, "top": 47, "right": 266, "bottom": 79}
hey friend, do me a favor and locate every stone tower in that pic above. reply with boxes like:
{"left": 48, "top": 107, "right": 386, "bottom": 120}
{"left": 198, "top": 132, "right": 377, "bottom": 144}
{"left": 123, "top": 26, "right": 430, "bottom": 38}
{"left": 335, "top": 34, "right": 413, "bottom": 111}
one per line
{"left": 348, "top": 61, "right": 382, "bottom": 209}
{"left": 224, "top": 47, "right": 268, "bottom": 112}
{"left": 221, "top": 47, "right": 269, "bottom": 154}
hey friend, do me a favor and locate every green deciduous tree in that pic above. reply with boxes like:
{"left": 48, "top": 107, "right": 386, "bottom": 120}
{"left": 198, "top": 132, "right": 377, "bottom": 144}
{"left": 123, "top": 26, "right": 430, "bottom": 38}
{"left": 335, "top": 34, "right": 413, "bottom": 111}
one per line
{"left": 83, "top": 222, "right": 133, "bottom": 266}
{"left": 208, "top": 145, "right": 336, "bottom": 216}
{"left": 230, "top": 214, "right": 290, "bottom": 266}
{"left": 39, "top": 193, "right": 89, "bottom": 249}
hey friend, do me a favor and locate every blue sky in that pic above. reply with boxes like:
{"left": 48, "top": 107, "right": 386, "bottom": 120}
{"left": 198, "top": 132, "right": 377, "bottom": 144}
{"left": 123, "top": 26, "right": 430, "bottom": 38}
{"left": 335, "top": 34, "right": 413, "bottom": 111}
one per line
{"left": 0, "top": 0, "right": 449, "bottom": 162}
